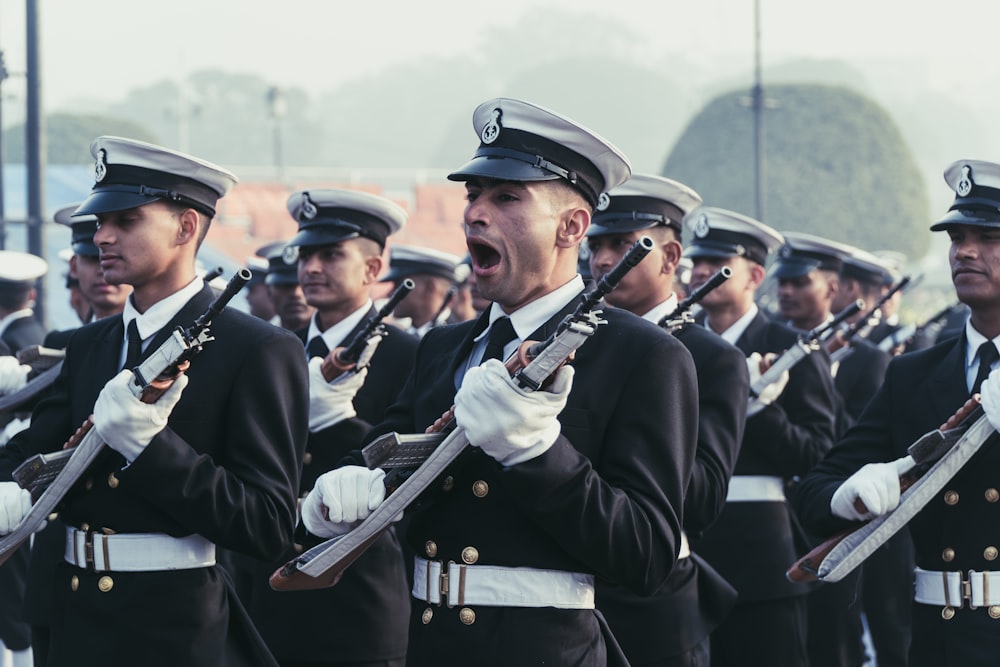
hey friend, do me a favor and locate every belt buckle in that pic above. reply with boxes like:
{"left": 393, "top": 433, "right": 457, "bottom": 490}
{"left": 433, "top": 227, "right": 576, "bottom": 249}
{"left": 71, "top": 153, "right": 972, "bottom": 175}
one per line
{"left": 426, "top": 560, "right": 466, "bottom": 607}
{"left": 83, "top": 530, "right": 96, "bottom": 572}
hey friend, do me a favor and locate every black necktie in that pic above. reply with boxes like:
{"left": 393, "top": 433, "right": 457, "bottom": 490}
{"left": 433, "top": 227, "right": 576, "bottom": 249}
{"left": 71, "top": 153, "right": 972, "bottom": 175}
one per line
{"left": 482, "top": 317, "right": 517, "bottom": 363}
{"left": 306, "top": 337, "right": 328, "bottom": 360}
{"left": 972, "top": 341, "right": 999, "bottom": 395}
{"left": 124, "top": 319, "right": 143, "bottom": 370}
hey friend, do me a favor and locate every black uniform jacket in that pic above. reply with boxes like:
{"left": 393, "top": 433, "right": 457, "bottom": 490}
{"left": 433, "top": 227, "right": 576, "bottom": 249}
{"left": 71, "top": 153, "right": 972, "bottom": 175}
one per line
{"left": 833, "top": 339, "right": 891, "bottom": 433}
{"left": 241, "top": 315, "right": 418, "bottom": 663}
{"left": 792, "top": 332, "right": 1000, "bottom": 665}
{"left": 599, "top": 322, "right": 748, "bottom": 663}
{"left": 0, "top": 286, "right": 309, "bottom": 667}
{"left": 693, "top": 311, "right": 837, "bottom": 602}
{"left": 1, "top": 314, "right": 46, "bottom": 355}
{"left": 363, "top": 298, "right": 699, "bottom": 664}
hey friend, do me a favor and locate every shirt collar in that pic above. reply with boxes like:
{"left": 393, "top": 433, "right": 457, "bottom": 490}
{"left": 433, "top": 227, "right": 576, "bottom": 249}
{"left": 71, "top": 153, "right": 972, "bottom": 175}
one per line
{"left": 641, "top": 294, "right": 679, "bottom": 326}
{"left": 121, "top": 277, "right": 204, "bottom": 342}
{"left": 964, "top": 320, "right": 1000, "bottom": 371}
{"left": 308, "top": 300, "right": 373, "bottom": 350}
{"left": 475, "top": 275, "right": 586, "bottom": 344}
{"left": 712, "top": 303, "right": 759, "bottom": 346}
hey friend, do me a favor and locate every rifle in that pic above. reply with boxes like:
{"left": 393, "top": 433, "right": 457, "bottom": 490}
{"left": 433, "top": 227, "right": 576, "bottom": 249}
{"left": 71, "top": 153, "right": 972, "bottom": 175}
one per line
{"left": 751, "top": 300, "right": 864, "bottom": 399}
{"left": 0, "top": 271, "right": 251, "bottom": 563}
{"left": 429, "top": 284, "right": 458, "bottom": 329}
{"left": 658, "top": 267, "right": 731, "bottom": 333}
{"left": 829, "top": 276, "right": 911, "bottom": 363}
{"left": 318, "top": 279, "right": 414, "bottom": 381}
{"left": 270, "top": 236, "right": 654, "bottom": 591}
{"left": 877, "top": 302, "right": 959, "bottom": 353}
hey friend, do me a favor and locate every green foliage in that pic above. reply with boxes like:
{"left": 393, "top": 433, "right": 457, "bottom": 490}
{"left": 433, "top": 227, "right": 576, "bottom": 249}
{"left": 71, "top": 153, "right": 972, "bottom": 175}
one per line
{"left": 664, "top": 84, "right": 931, "bottom": 260}
{"left": 2, "top": 113, "right": 159, "bottom": 163}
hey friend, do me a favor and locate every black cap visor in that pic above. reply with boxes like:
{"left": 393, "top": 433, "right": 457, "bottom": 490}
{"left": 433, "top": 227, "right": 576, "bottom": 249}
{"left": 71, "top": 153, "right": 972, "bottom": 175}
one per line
{"left": 73, "top": 188, "right": 164, "bottom": 216}
{"left": 930, "top": 206, "right": 1000, "bottom": 231}
{"left": 771, "top": 257, "right": 823, "bottom": 279}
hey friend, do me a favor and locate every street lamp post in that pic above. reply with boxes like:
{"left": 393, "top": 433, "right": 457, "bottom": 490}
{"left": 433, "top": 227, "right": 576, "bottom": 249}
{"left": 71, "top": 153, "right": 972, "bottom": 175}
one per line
{"left": 0, "top": 48, "right": 8, "bottom": 250}
{"left": 267, "top": 86, "right": 286, "bottom": 184}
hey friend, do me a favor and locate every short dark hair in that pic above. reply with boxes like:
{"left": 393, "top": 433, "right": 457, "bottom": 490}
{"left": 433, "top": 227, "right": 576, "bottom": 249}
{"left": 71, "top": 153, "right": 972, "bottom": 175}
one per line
{"left": 0, "top": 282, "right": 33, "bottom": 311}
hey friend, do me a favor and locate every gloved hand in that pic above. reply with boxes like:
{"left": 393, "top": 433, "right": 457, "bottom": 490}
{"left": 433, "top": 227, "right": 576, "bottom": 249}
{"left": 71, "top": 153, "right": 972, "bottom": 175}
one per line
{"left": 746, "top": 352, "right": 789, "bottom": 417}
{"left": 301, "top": 466, "right": 387, "bottom": 538}
{"left": 454, "top": 359, "right": 573, "bottom": 467}
{"left": 93, "top": 370, "right": 189, "bottom": 463}
{"left": 0, "top": 481, "right": 31, "bottom": 535}
{"left": 830, "top": 456, "right": 914, "bottom": 521}
{"left": 0, "top": 356, "right": 29, "bottom": 396}
{"left": 352, "top": 333, "right": 383, "bottom": 371}
{"left": 979, "top": 370, "right": 1000, "bottom": 432}
{"left": 308, "top": 358, "right": 368, "bottom": 432}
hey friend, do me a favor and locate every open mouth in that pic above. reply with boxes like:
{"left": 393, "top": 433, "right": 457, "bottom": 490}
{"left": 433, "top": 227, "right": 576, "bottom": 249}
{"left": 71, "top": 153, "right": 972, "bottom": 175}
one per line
{"left": 468, "top": 239, "right": 502, "bottom": 274}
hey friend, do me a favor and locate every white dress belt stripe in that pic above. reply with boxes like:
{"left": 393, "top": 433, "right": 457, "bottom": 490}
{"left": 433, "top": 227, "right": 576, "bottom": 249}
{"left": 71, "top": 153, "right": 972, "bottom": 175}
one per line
{"left": 64, "top": 527, "right": 216, "bottom": 572}
{"left": 412, "top": 556, "right": 595, "bottom": 609}
{"left": 914, "top": 567, "right": 1000, "bottom": 609}
{"left": 725, "top": 475, "right": 786, "bottom": 502}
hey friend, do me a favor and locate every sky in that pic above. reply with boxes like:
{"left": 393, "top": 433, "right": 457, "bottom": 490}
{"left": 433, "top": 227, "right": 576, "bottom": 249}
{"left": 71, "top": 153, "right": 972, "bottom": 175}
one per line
{"left": 0, "top": 0, "right": 997, "bottom": 112}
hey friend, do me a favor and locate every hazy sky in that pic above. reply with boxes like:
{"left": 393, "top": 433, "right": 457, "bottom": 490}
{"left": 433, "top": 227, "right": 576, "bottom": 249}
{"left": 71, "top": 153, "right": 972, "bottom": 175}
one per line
{"left": 0, "top": 0, "right": 996, "bottom": 111}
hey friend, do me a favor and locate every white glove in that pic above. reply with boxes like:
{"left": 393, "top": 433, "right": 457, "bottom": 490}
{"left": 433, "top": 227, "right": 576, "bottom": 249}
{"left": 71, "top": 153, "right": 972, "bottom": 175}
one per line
{"left": 454, "top": 359, "right": 573, "bottom": 467}
{"left": 353, "top": 333, "right": 383, "bottom": 371}
{"left": 830, "top": 456, "right": 914, "bottom": 521}
{"left": 93, "top": 370, "right": 189, "bottom": 463}
{"left": 979, "top": 370, "right": 1000, "bottom": 432}
{"left": 0, "top": 416, "right": 30, "bottom": 447}
{"left": 0, "top": 481, "right": 31, "bottom": 535}
{"left": 0, "top": 357, "right": 29, "bottom": 396}
{"left": 301, "top": 466, "right": 387, "bottom": 538}
{"left": 308, "top": 357, "right": 368, "bottom": 432}
{"left": 746, "top": 352, "right": 789, "bottom": 417}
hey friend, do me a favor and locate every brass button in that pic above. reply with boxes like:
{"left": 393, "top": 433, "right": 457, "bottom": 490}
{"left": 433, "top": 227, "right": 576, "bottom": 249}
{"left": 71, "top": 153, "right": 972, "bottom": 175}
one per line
{"left": 943, "top": 548, "right": 956, "bottom": 562}
{"left": 421, "top": 607, "right": 433, "bottom": 624}
{"left": 303, "top": 452, "right": 313, "bottom": 466}
{"left": 47, "top": 512, "right": 59, "bottom": 522}
{"left": 293, "top": 543, "right": 304, "bottom": 554}
{"left": 107, "top": 473, "right": 119, "bottom": 489}
{"left": 942, "top": 606, "right": 956, "bottom": 620}
{"left": 472, "top": 480, "right": 489, "bottom": 498}
{"left": 461, "top": 546, "right": 479, "bottom": 565}
{"left": 987, "top": 488, "right": 1000, "bottom": 503}
{"left": 458, "top": 607, "right": 476, "bottom": 625}
{"left": 441, "top": 476, "right": 455, "bottom": 492}
{"left": 425, "top": 541, "right": 438, "bottom": 558}
{"left": 985, "top": 546, "right": 998, "bottom": 561}
{"left": 97, "top": 576, "right": 114, "bottom": 593}
{"left": 84, "top": 478, "right": 93, "bottom": 491}
{"left": 80, "top": 523, "right": 90, "bottom": 532}
{"left": 944, "top": 490, "right": 959, "bottom": 506}
{"left": 989, "top": 606, "right": 1000, "bottom": 619}
{"left": 70, "top": 575, "right": 79, "bottom": 592}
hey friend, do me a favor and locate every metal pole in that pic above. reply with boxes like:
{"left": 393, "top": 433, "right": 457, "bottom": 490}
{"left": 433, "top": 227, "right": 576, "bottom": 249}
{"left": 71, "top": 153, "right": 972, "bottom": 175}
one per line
{"left": 752, "top": 0, "right": 765, "bottom": 222}
{"left": 0, "top": 49, "right": 7, "bottom": 250}
{"left": 25, "top": 0, "right": 46, "bottom": 327}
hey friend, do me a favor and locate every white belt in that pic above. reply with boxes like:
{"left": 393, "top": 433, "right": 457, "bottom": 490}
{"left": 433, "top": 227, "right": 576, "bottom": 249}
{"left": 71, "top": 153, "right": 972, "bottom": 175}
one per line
{"left": 412, "top": 556, "right": 595, "bottom": 609}
{"left": 678, "top": 530, "right": 690, "bottom": 559}
{"left": 65, "top": 527, "right": 216, "bottom": 572}
{"left": 725, "top": 475, "right": 786, "bottom": 502}
{"left": 914, "top": 567, "right": 1000, "bottom": 609}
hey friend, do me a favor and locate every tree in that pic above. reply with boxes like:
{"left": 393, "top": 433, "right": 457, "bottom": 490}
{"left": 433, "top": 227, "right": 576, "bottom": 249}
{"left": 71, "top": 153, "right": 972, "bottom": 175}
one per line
{"left": 2, "top": 113, "right": 158, "bottom": 163}
{"left": 664, "top": 84, "right": 931, "bottom": 260}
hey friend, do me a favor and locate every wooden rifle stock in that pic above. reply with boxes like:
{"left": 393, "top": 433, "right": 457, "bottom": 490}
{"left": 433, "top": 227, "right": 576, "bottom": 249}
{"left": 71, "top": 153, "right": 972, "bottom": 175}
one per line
{"left": 320, "top": 279, "right": 415, "bottom": 380}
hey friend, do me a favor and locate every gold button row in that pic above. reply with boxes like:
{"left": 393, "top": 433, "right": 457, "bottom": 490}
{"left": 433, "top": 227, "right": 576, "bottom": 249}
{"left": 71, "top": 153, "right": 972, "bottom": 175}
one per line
{"left": 421, "top": 606, "right": 477, "bottom": 625}
{"left": 70, "top": 575, "right": 114, "bottom": 593}
{"left": 942, "top": 606, "right": 1000, "bottom": 620}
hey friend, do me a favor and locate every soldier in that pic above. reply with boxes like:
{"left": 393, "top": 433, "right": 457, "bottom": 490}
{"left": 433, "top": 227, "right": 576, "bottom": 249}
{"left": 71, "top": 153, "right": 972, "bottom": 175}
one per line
{"left": 683, "top": 208, "right": 838, "bottom": 667}
{"left": 770, "top": 234, "right": 889, "bottom": 667}
{"left": 586, "top": 173, "right": 749, "bottom": 666}
{"left": 380, "top": 245, "right": 463, "bottom": 337}
{"left": 244, "top": 255, "right": 277, "bottom": 323}
{"left": 792, "top": 159, "right": 1000, "bottom": 667}
{"left": 256, "top": 240, "right": 315, "bottom": 332}
{"left": 0, "top": 136, "right": 309, "bottom": 667}
{"left": 237, "top": 189, "right": 417, "bottom": 667}
{"left": 0, "top": 251, "right": 46, "bottom": 667}
{"left": 301, "top": 97, "right": 699, "bottom": 666}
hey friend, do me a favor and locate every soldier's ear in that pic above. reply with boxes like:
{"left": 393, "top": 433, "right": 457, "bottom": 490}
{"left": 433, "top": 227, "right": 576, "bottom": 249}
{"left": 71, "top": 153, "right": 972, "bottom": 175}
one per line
{"left": 747, "top": 261, "right": 767, "bottom": 289}
{"left": 661, "top": 239, "right": 682, "bottom": 275}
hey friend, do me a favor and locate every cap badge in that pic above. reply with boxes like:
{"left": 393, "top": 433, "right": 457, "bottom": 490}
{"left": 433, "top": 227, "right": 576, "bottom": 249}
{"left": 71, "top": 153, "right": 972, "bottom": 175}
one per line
{"left": 282, "top": 245, "right": 299, "bottom": 265}
{"left": 596, "top": 193, "right": 611, "bottom": 211}
{"left": 957, "top": 165, "right": 974, "bottom": 197}
{"left": 692, "top": 213, "right": 711, "bottom": 238}
{"left": 94, "top": 149, "right": 108, "bottom": 183}
{"left": 780, "top": 244, "right": 792, "bottom": 258}
{"left": 301, "top": 193, "right": 318, "bottom": 220}
{"left": 481, "top": 108, "right": 502, "bottom": 145}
